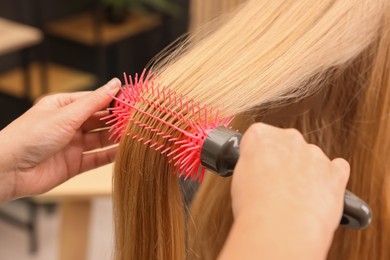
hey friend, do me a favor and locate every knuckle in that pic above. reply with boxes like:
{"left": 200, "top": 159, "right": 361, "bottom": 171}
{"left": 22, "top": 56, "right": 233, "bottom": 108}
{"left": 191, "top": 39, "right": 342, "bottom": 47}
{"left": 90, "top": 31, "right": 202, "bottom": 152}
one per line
{"left": 308, "top": 144, "right": 326, "bottom": 156}
{"left": 35, "top": 94, "right": 54, "bottom": 104}
{"left": 92, "top": 90, "right": 103, "bottom": 100}
{"left": 241, "top": 123, "right": 267, "bottom": 152}
{"left": 245, "top": 123, "right": 265, "bottom": 140}
{"left": 284, "top": 128, "right": 304, "bottom": 142}
{"left": 248, "top": 123, "right": 267, "bottom": 135}
{"left": 307, "top": 145, "right": 331, "bottom": 170}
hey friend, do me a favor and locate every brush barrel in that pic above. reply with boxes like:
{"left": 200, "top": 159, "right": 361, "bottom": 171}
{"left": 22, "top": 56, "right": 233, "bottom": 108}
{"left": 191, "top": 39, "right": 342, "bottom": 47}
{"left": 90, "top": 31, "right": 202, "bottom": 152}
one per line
{"left": 201, "top": 126, "right": 372, "bottom": 229}
{"left": 200, "top": 126, "right": 241, "bottom": 177}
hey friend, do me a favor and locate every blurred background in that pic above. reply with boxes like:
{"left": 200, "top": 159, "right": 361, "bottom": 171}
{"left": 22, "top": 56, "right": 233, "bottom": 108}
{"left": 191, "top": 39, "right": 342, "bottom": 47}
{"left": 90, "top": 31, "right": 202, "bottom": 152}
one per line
{"left": 0, "top": 0, "right": 189, "bottom": 259}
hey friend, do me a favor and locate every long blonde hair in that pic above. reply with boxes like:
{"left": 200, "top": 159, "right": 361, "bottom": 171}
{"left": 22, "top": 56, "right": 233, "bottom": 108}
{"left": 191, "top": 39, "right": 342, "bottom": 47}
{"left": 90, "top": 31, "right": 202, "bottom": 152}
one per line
{"left": 113, "top": 0, "right": 390, "bottom": 259}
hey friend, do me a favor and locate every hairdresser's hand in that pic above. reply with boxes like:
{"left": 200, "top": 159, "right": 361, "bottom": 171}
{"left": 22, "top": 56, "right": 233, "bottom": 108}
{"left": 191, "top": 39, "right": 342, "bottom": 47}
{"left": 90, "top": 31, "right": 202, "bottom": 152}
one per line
{"left": 0, "top": 78, "right": 121, "bottom": 203}
{"left": 220, "top": 123, "right": 350, "bottom": 260}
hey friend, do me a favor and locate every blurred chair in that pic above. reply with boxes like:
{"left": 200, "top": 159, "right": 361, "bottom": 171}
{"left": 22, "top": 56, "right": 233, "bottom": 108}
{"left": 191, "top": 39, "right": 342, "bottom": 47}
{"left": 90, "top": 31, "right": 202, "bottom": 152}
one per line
{"left": 0, "top": 91, "right": 32, "bottom": 129}
{"left": 0, "top": 17, "right": 44, "bottom": 99}
{"left": 44, "top": 4, "right": 161, "bottom": 85}
{"left": 34, "top": 163, "right": 113, "bottom": 260}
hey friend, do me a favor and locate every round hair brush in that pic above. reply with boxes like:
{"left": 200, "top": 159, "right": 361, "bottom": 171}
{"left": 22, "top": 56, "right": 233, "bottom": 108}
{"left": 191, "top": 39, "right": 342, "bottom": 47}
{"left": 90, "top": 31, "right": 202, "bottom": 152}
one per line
{"left": 102, "top": 71, "right": 372, "bottom": 229}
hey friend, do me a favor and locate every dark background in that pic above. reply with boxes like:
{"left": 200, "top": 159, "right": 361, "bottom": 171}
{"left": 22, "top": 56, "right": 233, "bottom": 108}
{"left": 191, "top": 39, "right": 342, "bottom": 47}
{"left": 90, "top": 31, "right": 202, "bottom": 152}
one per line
{"left": 0, "top": 0, "right": 189, "bottom": 129}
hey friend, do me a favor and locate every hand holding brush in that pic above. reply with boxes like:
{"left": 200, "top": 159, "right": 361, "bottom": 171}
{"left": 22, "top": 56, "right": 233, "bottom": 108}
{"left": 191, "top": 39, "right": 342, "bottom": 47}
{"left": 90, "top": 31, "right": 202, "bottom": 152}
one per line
{"left": 220, "top": 123, "right": 350, "bottom": 259}
{"left": 0, "top": 78, "right": 121, "bottom": 203}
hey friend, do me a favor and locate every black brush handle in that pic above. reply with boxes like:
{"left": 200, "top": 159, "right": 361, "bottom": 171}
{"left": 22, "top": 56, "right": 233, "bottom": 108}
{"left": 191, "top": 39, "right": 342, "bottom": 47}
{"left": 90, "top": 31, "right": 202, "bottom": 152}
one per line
{"left": 200, "top": 126, "right": 372, "bottom": 229}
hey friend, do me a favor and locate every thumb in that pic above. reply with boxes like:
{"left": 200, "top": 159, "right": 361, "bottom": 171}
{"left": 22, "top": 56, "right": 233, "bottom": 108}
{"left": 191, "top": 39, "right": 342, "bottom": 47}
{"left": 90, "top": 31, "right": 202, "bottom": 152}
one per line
{"left": 63, "top": 78, "right": 121, "bottom": 127}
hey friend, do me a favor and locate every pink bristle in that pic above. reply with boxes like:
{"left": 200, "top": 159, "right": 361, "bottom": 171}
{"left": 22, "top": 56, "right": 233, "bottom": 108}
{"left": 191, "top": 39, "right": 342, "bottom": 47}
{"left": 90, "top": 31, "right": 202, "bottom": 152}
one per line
{"left": 161, "top": 147, "right": 171, "bottom": 154}
{"left": 174, "top": 140, "right": 189, "bottom": 145}
{"left": 178, "top": 153, "right": 192, "bottom": 166}
{"left": 225, "top": 115, "right": 235, "bottom": 126}
{"left": 191, "top": 99, "right": 195, "bottom": 116}
{"left": 129, "top": 75, "right": 133, "bottom": 87}
{"left": 123, "top": 72, "right": 129, "bottom": 87}
{"left": 166, "top": 89, "right": 171, "bottom": 103}
{"left": 173, "top": 92, "right": 177, "bottom": 105}
{"left": 102, "top": 71, "right": 234, "bottom": 182}
{"left": 197, "top": 102, "right": 201, "bottom": 121}
{"left": 199, "top": 168, "right": 206, "bottom": 183}
{"left": 156, "top": 145, "right": 165, "bottom": 151}
{"left": 173, "top": 149, "right": 192, "bottom": 161}
{"left": 151, "top": 80, "right": 155, "bottom": 96}
{"left": 204, "top": 105, "right": 208, "bottom": 125}
{"left": 162, "top": 87, "right": 166, "bottom": 100}
{"left": 166, "top": 146, "right": 183, "bottom": 157}
{"left": 186, "top": 159, "right": 198, "bottom": 174}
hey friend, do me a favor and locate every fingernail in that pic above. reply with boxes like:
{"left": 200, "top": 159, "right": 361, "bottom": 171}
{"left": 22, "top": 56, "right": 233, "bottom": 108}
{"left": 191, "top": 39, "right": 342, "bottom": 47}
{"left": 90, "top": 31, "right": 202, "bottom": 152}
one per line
{"left": 105, "top": 78, "right": 121, "bottom": 92}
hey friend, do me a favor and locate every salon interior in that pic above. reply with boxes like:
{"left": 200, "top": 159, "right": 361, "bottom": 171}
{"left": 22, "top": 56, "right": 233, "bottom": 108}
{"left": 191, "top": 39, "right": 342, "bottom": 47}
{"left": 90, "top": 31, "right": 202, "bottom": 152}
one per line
{"left": 0, "top": 0, "right": 187, "bottom": 259}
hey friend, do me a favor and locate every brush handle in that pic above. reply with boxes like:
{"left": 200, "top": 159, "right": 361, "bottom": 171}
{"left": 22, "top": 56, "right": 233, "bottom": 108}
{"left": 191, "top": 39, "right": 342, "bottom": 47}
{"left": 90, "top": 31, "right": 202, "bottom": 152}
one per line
{"left": 200, "top": 126, "right": 372, "bottom": 229}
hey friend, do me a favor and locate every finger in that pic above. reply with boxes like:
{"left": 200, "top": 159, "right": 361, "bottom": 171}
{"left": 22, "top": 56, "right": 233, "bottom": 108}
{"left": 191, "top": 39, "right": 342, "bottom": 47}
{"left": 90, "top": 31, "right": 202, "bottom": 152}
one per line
{"left": 62, "top": 78, "right": 121, "bottom": 130}
{"left": 82, "top": 111, "right": 110, "bottom": 132}
{"left": 307, "top": 143, "right": 330, "bottom": 166}
{"left": 80, "top": 146, "right": 118, "bottom": 173}
{"left": 36, "top": 91, "right": 92, "bottom": 106}
{"left": 330, "top": 158, "right": 350, "bottom": 188}
{"left": 83, "top": 130, "right": 117, "bottom": 151}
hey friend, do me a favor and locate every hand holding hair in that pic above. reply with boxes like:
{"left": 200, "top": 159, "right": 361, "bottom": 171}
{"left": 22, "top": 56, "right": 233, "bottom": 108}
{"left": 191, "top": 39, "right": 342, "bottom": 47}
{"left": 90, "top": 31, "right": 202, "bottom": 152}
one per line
{"left": 0, "top": 78, "right": 121, "bottom": 204}
{"left": 220, "top": 123, "right": 350, "bottom": 260}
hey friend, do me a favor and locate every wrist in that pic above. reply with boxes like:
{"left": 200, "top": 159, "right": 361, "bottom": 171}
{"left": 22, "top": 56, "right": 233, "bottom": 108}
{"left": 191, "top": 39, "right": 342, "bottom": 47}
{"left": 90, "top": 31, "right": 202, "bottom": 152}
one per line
{"left": 234, "top": 201, "right": 337, "bottom": 242}
{"left": 0, "top": 129, "right": 17, "bottom": 203}
{"left": 221, "top": 209, "right": 334, "bottom": 260}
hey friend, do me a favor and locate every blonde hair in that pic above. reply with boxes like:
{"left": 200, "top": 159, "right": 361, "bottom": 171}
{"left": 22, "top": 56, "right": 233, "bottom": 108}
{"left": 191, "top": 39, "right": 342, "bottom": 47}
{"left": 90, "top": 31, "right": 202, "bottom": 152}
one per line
{"left": 113, "top": 0, "right": 390, "bottom": 259}
{"left": 189, "top": 0, "right": 247, "bottom": 37}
